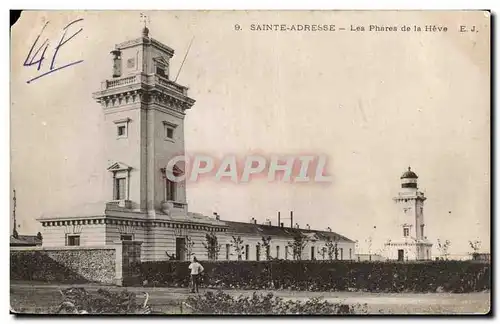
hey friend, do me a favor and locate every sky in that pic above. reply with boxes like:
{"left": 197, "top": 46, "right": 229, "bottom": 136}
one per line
{"left": 10, "top": 10, "right": 490, "bottom": 256}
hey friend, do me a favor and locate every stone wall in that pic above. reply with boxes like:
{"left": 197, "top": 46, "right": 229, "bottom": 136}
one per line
{"left": 10, "top": 241, "right": 143, "bottom": 286}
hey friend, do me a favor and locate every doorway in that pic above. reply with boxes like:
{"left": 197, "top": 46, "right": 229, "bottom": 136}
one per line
{"left": 176, "top": 237, "right": 186, "bottom": 261}
{"left": 397, "top": 249, "right": 404, "bottom": 261}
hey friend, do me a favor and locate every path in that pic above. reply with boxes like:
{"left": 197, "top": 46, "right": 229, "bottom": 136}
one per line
{"left": 10, "top": 282, "right": 491, "bottom": 314}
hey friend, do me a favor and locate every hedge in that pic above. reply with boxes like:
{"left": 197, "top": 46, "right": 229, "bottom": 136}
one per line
{"left": 140, "top": 260, "right": 490, "bottom": 293}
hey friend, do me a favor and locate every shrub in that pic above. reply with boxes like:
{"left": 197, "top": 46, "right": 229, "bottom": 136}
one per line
{"left": 56, "top": 287, "right": 143, "bottom": 314}
{"left": 185, "top": 290, "right": 367, "bottom": 314}
{"left": 140, "top": 260, "right": 490, "bottom": 293}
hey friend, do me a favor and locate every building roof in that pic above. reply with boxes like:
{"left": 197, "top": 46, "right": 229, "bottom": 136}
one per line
{"left": 10, "top": 235, "right": 42, "bottom": 246}
{"left": 400, "top": 166, "right": 418, "bottom": 179}
{"left": 224, "top": 220, "right": 355, "bottom": 243}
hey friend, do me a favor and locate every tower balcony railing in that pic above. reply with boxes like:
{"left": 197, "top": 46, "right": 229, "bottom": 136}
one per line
{"left": 106, "top": 200, "right": 132, "bottom": 210}
{"left": 396, "top": 190, "right": 425, "bottom": 197}
{"left": 160, "top": 200, "right": 188, "bottom": 215}
{"left": 100, "top": 72, "right": 188, "bottom": 96}
{"left": 103, "top": 75, "right": 137, "bottom": 89}
{"left": 170, "top": 200, "right": 187, "bottom": 210}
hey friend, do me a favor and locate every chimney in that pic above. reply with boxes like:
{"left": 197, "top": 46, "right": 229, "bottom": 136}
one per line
{"left": 327, "top": 227, "right": 332, "bottom": 232}
{"left": 278, "top": 212, "right": 281, "bottom": 228}
{"left": 213, "top": 212, "right": 220, "bottom": 221}
{"left": 306, "top": 224, "right": 310, "bottom": 230}
{"left": 290, "top": 211, "right": 293, "bottom": 228}
{"left": 250, "top": 217, "right": 255, "bottom": 224}
{"left": 295, "top": 223, "right": 300, "bottom": 229}
{"left": 280, "top": 222, "right": 284, "bottom": 228}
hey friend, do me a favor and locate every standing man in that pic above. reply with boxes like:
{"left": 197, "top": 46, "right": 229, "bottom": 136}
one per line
{"left": 188, "top": 256, "right": 204, "bottom": 293}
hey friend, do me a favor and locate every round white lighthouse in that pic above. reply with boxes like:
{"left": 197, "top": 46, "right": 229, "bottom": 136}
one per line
{"left": 384, "top": 167, "right": 433, "bottom": 261}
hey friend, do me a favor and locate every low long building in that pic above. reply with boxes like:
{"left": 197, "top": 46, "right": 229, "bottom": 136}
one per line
{"left": 39, "top": 212, "right": 356, "bottom": 261}
{"left": 223, "top": 219, "right": 355, "bottom": 261}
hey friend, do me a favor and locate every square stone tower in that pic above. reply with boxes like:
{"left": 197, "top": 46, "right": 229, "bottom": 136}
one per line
{"left": 40, "top": 26, "right": 227, "bottom": 260}
{"left": 93, "top": 26, "right": 195, "bottom": 219}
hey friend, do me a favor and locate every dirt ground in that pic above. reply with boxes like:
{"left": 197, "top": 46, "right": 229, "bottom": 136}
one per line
{"left": 10, "top": 281, "right": 491, "bottom": 315}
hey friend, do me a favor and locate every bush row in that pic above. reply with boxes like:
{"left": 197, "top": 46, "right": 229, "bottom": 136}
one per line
{"left": 185, "top": 290, "right": 367, "bottom": 314}
{"left": 140, "top": 260, "right": 491, "bottom": 293}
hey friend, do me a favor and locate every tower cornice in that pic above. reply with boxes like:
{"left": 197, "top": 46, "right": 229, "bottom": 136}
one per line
{"left": 115, "top": 37, "right": 175, "bottom": 57}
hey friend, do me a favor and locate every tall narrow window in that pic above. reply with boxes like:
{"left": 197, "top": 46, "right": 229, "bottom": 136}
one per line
{"left": 276, "top": 246, "right": 280, "bottom": 259}
{"left": 349, "top": 248, "right": 352, "bottom": 259}
{"left": 256, "top": 245, "right": 260, "bottom": 261}
{"left": 403, "top": 227, "right": 410, "bottom": 237}
{"left": 311, "top": 246, "right": 315, "bottom": 260}
{"left": 420, "top": 225, "right": 425, "bottom": 238}
{"left": 340, "top": 248, "right": 344, "bottom": 260}
{"left": 166, "top": 179, "right": 176, "bottom": 201}
{"left": 285, "top": 246, "right": 289, "bottom": 260}
{"left": 226, "top": 244, "right": 230, "bottom": 260}
{"left": 114, "top": 178, "right": 126, "bottom": 200}
{"left": 108, "top": 162, "right": 132, "bottom": 204}
{"left": 245, "top": 245, "right": 249, "bottom": 260}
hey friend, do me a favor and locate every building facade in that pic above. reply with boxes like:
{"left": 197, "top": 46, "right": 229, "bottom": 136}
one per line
{"left": 38, "top": 27, "right": 356, "bottom": 261}
{"left": 384, "top": 167, "right": 433, "bottom": 261}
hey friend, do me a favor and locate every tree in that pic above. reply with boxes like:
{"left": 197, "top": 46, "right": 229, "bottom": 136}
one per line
{"left": 333, "top": 236, "right": 341, "bottom": 260}
{"left": 319, "top": 246, "right": 327, "bottom": 260}
{"left": 365, "top": 237, "right": 373, "bottom": 257}
{"left": 230, "top": 236, "right": 244, "bottom": 261}
{"left": 324, "top": 236, "right": 340, "bottom": 260}
{"left": 203, "top": 233, "right": 222, "bottom": 260}
{"left": 437, "top": 239, "right": 451, "bottom": 260}
{"left": 286, "top": 233, "right": 308, "bottom": 260}
{"left": 469, "top": 240, "right": 481, "bottom": 257}
{"left": 261, "top": 236, "right": 272, "bottom": 260}
{"left": 185, "top": 236, "right": 195, "bottom": 259}
{"left": 324, "top": 237, "right": 335, "bottom": 260}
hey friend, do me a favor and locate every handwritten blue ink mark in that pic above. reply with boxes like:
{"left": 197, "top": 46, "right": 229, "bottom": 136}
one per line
{"left": 24, "top": 18, "right": 84, "bottom": 84}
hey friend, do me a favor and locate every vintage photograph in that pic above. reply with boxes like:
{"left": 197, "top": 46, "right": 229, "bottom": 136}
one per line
{"left": 10, "top": 10, "right": 490, "bottom": 315}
